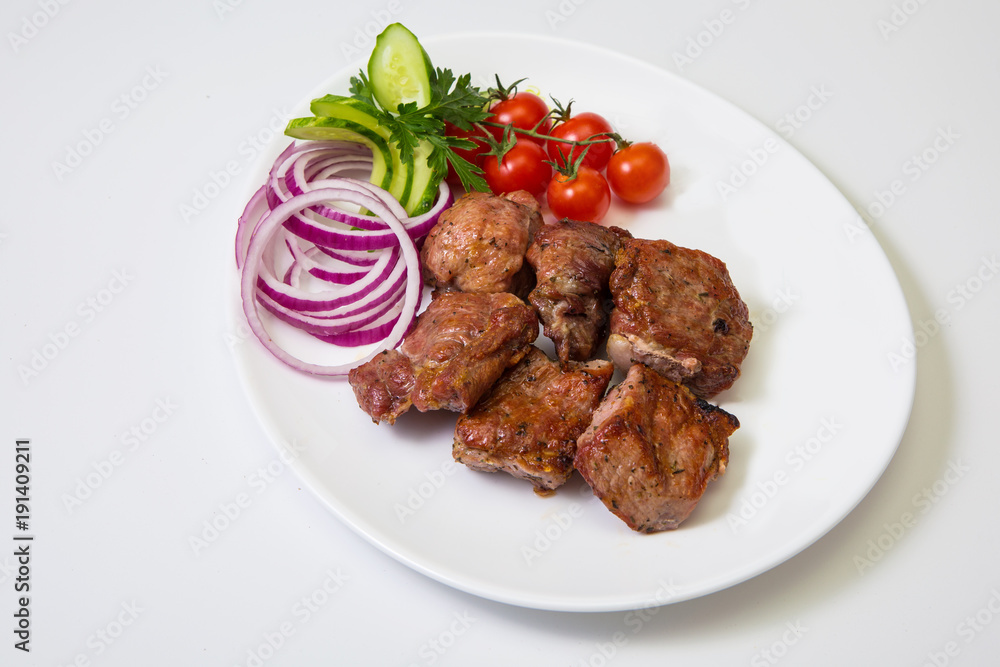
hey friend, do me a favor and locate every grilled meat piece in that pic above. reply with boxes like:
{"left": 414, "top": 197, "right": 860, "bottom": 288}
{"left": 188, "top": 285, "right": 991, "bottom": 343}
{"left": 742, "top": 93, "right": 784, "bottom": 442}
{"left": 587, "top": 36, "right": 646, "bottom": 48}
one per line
{"left": 348, "top": 291, "right": 538, "bottom": 423}
{"left": 420, "top": 190, "right": 542, "bottom": 297}
{"left": 454, "top": 347, "right": 614, "bottom": 494}
{"left": 608, "top": 237, "right": 752, "bottom": 398}
{"left": 346, "top": 349, "right": 415, "bottom": 425}
{"left": 575, "top": 363, "right": 738, "bottom": 532}
{"left": 406, "top": 292, "right": 539, "bottom": 413}
{"left": 525, "top": 220, "right": 631, "bottom": 363}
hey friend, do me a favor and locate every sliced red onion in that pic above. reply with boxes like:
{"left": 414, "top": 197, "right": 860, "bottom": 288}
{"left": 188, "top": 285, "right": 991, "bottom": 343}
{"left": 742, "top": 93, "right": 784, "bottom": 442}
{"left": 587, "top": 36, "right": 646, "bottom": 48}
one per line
{"left": 236, "top": 140, "right": 456, "bottom": 376}
{"left": 255, "top": 243, "right": 403, "bottom": 312}
{"left": 255, "top": 280, "right": 406, "bottom": 336}
{"left": 313, "top": 307, "right": 412, "bottom": 347}
{"left": 240, "top": 185, "right": 423, "bottom": 376}
{"left": 284, "top": 232, "right": 374, "bottom": 285}
{"left": 236, "top": 185, "right": 267, "bottom": 270}
{"left": 266, "top": 142, "right": 453, "bottom": 243}
{"left": 315, "top": 245, "right": 384, "bottom": 267}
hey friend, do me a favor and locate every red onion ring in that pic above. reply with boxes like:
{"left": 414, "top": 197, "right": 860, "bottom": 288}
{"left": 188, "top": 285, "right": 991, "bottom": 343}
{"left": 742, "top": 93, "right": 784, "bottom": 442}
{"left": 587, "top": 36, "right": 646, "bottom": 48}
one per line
{"left": 265, "top": 143, "right": 451, "bottom": 248}
{"left": 236, "top": 141, "right": 454, "bottom": 376}
{"left": 240, "top": 185, "right": 422, "bottom": 376}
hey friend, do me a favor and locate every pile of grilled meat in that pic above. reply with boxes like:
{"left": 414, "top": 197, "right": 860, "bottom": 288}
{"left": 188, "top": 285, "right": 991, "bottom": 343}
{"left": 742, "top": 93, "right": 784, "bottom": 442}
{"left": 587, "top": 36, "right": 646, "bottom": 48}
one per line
{"left": 348, "top": 190, "right": 752, "bottom": 533}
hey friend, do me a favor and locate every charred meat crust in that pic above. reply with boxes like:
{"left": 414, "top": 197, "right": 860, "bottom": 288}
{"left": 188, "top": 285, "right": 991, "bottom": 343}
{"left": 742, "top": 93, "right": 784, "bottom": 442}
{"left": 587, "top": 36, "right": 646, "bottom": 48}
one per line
{"left": 608, "top": 237, "right": 753, "bottom": 398}
{"left": 346, "top": 349, "right": 415, "bottom": 425}
{"left": 419, "top": 190, "right": 542, "bottom": 298}
{"left": 410, "top": 302, "right": 539, "bottom": 413}
{"left": 525, "top": 220, "right": 631, "bottom": 363}
{"left": 453, "top": 347, "right": 614, "bottom": 493}
{"left": 347, "top": 291, "right": 538, "bottom": 423}
{"left": 575, "top": 363, "right": 739, "bottom": 533}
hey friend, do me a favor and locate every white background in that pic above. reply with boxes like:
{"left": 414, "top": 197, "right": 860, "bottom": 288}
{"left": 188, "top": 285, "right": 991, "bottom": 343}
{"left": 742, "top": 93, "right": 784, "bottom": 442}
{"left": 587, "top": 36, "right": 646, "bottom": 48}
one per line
{"left": 2, "top": 0, "right": 998, "bottom": 665}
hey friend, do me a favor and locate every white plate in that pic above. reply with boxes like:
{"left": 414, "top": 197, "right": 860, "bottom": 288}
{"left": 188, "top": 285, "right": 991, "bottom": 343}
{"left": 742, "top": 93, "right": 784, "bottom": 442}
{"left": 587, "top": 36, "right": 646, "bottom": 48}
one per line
{"left": 228, "top": 33, "right": 915, "bottom": 612}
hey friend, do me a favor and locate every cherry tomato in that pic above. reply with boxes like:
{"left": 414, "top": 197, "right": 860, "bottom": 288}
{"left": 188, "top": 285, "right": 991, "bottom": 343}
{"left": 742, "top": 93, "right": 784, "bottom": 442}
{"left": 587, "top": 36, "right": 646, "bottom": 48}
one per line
{"left": 547, "top": 112, "right": 614, "bottom": 170}
{"left": 483, "top": 140, "right": 552, "bottom": 197}
{"left": 443, "top": 121, "right": 490, "bottom": 185}
{"left": 606, "top": 142, "right": 671, "bottom": 204}
{"left": 486, "top": 92, "right": 551, "bottom": 146}
{"left": 546, "top": 166, "right": 611, "bottom": 223}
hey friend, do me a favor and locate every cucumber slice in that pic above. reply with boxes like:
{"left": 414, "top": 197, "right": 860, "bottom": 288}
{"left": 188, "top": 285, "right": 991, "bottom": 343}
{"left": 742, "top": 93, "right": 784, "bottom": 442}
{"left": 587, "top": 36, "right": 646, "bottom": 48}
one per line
{"left": 404, "top": 139, "right": 442, "bottom": 216}
{"left": 367, "top": 23, "right": 434, "bottom": 112}
{"left": 307, "top": 95, "right": 414, "bottom": 209}
{"left": 309, "top": 94, "right": 379, "bottom": 121}
{"left": 284, "top": 116, "right": 393, "bottom": 192}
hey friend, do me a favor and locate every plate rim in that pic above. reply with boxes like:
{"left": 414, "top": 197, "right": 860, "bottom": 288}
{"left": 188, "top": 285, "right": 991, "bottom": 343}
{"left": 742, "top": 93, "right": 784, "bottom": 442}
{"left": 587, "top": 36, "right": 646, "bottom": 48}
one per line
{"left": 228, "top": 30, "right": 917, "bottom": 612}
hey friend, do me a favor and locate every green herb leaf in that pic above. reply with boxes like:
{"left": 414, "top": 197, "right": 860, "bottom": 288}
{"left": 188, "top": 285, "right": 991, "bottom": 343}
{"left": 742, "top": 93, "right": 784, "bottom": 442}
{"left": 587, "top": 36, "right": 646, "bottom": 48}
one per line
{"left": 349, "top": 66, "right": 492, "bottom": 192}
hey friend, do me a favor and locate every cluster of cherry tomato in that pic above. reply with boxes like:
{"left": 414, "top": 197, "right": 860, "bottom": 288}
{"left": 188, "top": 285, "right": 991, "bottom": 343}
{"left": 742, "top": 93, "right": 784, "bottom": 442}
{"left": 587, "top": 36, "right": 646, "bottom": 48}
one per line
{"left": 446, "top": 87, "right": 670, "bottom": 223}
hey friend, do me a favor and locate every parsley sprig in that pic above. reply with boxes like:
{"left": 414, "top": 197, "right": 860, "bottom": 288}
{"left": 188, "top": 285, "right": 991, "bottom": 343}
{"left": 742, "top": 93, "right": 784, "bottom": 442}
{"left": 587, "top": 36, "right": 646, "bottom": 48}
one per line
{"left": 349, "top": 67, "right": 491, "bottom": 193}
